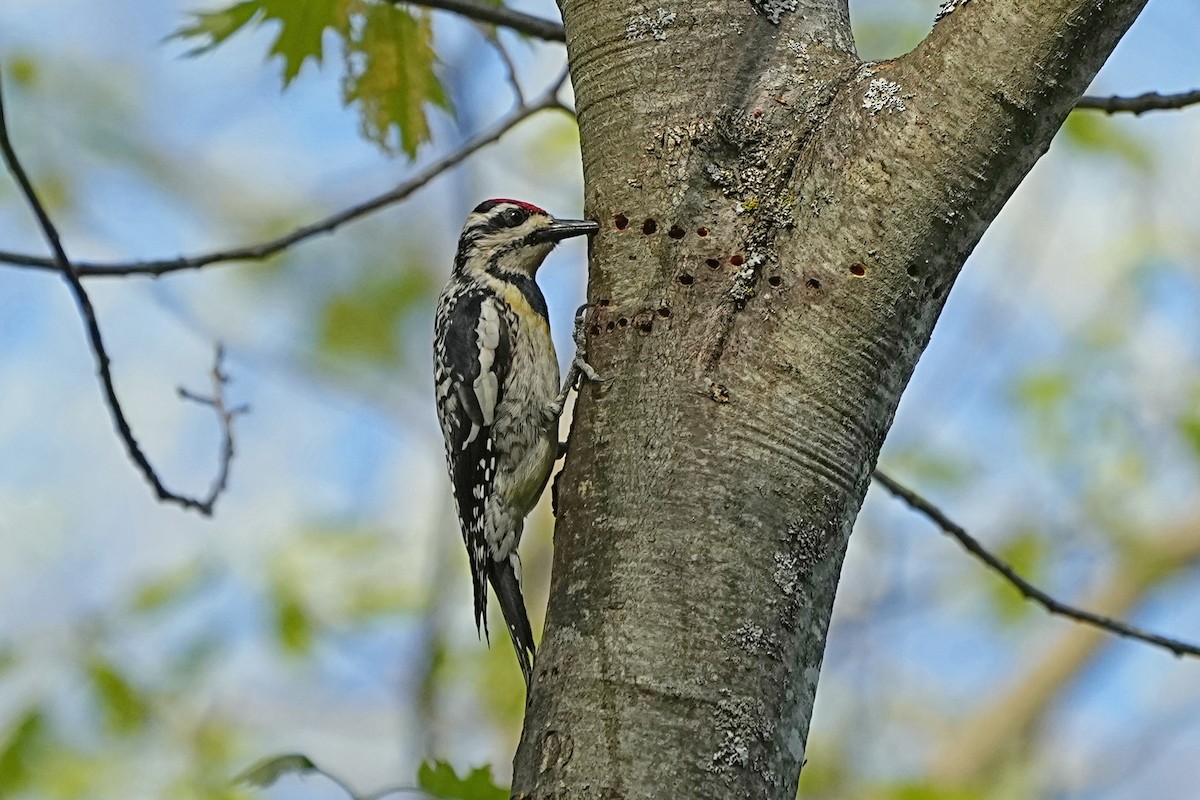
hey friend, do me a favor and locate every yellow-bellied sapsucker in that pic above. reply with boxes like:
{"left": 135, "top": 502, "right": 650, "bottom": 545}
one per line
{"left": 433, "top": 199, "right": 599, "bottom": 685}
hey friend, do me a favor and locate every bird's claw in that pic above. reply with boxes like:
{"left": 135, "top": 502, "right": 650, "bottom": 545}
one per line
{"left": 550, "top": 304, "right": 606, "bottom": 415}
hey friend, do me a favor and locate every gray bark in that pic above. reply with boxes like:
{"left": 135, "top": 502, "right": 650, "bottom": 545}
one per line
{"left": 513, "top": 1, "right": 1147, "bottom": 797}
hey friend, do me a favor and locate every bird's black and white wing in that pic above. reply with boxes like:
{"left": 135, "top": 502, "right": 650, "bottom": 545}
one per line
{"left": 433, "top": 286, "right": 511, "bottom": 635}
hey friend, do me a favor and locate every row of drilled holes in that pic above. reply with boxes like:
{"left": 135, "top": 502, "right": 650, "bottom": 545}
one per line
{"left": 610, "top": 214, "right": 887, "bottom": 304}
{"left": 613, "top": 213, "right": 710, "bottom": 240}
{"left": 611, "top": 215, "right": 900, "bottom": 282}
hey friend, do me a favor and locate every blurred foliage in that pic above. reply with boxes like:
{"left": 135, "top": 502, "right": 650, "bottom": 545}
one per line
{"left": 0, "top": 648, "right": 15, "bottom": 678}
{"left": 1180, "top": 386, "right": 1200, "bottom": 464}
{"left": 417, "top": 759, "right": 507, "bottom": 800}
{"left": 169, "top": 719, "right": 256, "bottom": 800}
{"left": 794, "top": 737, "right": 847, "bottom": 797}
{"left": 1011, "top": 367, "right": 1072, "bottom": 458}
{"left": 130, "top": 560, "right": 216, "bottom": 614}
{"left": 987, "top": 529, "right": 1046, "bottom": 623}
{"left": 318, "top": 262, "right": 434, "bottom": 366}
{"left": 270, "top": 576, "right": 315, "bottom": 655}
{"left": 476, "top": 626, "right": 529, "bottom": 732}
{"left": 885, "top": 785, "right": 983, "bottom": 800}
{"left": 86, "top": 657, "right": 152, "bottom": 735}
{"left": 1061, "top": 113, "right": 1154, "bottom": 172}
{"left": 522, "top": 111, "right": 583, "bottom": 166}
{"left": 228, "top": 753, "right": 512, "bottom": 799}
{"left": 875, "top": 448, "right": 975, "bottom": 490}
{"left": 266, "top": 526, "right": 426, "bottom": 654}
{"left": 173, "top": 0, "right": 452, "bottom": 156}
{"left": 233, "top": 753, "right": 317, "bottom": 789}
{"left": 848, "top": 0, "right": 933, "bottom": 60}
{"left": 0, "top": 709, "right": 48, "bottom": 796}
{"left": 5, "top": 55, "right": 38, "bottom": 88}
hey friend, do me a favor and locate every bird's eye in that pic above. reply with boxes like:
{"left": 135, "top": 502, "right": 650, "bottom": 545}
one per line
{"left": 500, "top": 208, "right": 527, "bottom": 227}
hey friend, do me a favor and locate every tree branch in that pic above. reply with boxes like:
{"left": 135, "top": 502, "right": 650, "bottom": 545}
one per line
{"left": 176, "top": 345, "right": 250, "bottom": 514}
{"left": 930, "top": 518, "right": 1200, "bottom": 785}
{"left": 0, "top": 74, "right": 567, "bottom": 277}
{"left": 0, "top": 69, "right": 243, "bottom": 516}
{"left": 1075, "top": 88, "right": 1200, "bottom": 115}
{"left": 872, "top": 470, "right": 1200, "bottom": 659}
{"left": 909, "top": 0, "right": 1151, "bottom": 190}
{"left": 394, "top": 0, "right": 565, "bottom": 41}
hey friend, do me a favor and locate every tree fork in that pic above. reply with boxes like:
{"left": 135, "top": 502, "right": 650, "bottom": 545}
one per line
{"left": 514, "top": 1, "right": 1148, "bottom": 797}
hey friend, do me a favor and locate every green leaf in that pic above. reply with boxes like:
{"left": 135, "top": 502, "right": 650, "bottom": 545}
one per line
{"left": 417, "top": 760, "right": 507, "bottom": 800}
{"left": 131, "top": 560, "right": 211, "bottom": 613}
{"left": 478, "top": 625, "right": 528, "bottom": 728}
{"left": 0, "top": 709, "right": 48, "bottom": 794}
{"left": 170, "top": 2, "right": 263, "bottom": 56}
{"left": 36, "top": 748, "right": 110, "bottom": 800}
{"left": 346, "top": 584, "right": 420, "bottom": 618}
{"left": 1180, "top": 407, "right": 1200, "bottom": 464}
{"left": 793, "top": 740, "right": 846, "bottom": 796}
{"left": 271, "top": 580, "right": 313, "bottom": 654}
{"left": 1013, "top": 369, "right": 1071, "bottom": 411}
{"left": 1061, "top": 114, "right": 1153, "bottom": 172}
{"left": 233, "top": 753, "right": 317, "bottom": 788}
{"left": 7, "top": 55, "right": 39, "bottom": 89}
{"left": 887, "top": 782, "right": 983, "bottom": 800}
{"left": 0, "top": 645, "right": 16, "bottom": 676}
{"left": 876, "top": 451, "right": 973, "bottom": 490}
{"left": 262, "top": 0, "right": 350, "bottom": 85}
{"left": 173, "top": 0, "right": 351, "bottom": 86}
{"left": 988, "top": 529, "right": 1045, "bottom": 623}
{"left": 86, "top": 658, "right": 151, "bottom": 735}
{"left": 318, "top": 296, "right": 398, "bottom": 362}
{"left": 175, "top": 2, "right": 450, "bottom": 153}
{"left": 342, "top": 5, "right": 451, "bottom": 157}
{"left": 317, "top": 266, "right": 433, "bottom": 364}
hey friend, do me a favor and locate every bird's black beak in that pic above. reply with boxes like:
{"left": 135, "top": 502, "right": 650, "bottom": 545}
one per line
{"left": 532, "top": 218, "right": 600, "bottom": 244}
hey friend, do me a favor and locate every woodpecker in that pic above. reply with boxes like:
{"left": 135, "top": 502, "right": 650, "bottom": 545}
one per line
{"left": 433, "top": 199, "right": 599, "bottom": 685}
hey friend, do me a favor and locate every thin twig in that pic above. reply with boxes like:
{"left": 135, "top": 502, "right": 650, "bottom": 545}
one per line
{"left": 1076, "top": 88, "right": 1200, "bottom": 115}
{"left": 481, "top": 25, "right": 526, "bottom": 105}
{"left": 0, "top": 69, "right": 242, "bottom": 516}
{"left": 872, "top": 470, "right": 1200, "bottom": 659}
{"left": 0, "top": 75, "right": 567, "bottom": 278}
{"left": 176, "top": 345, "right": 249, "bottom": 512}
{"left": 396, "top": 0, "right": 566, "bottom": 41}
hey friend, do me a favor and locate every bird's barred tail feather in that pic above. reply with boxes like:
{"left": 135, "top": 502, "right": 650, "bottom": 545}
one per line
{"left": 488, "top": 557, "right": 535, "bottom": 686}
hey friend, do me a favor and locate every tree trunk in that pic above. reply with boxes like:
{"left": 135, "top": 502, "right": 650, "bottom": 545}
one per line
{"left": 513, "top": 1, "right": 1147, "bottom": 797}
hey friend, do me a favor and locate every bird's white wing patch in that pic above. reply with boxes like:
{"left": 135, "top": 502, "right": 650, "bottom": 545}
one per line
{"left": 473, "top": 298, "right": 502, "bottom": 427}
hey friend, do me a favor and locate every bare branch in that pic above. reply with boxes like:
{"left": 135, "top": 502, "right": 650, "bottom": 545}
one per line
{"left": 0, "top": 69, "right": 243, "bottom": 516}
{"left": 1076, "top": 88, "right": 1200, "bottom": 115}
{"left": 480, "top": 25, "right": 525, "bottom": 105}
{"left": 0, "top": 75, "right": 567, "bottom": 278}
{"left": 872, "top": 470, "right": 1200, "bottom": 659}
{"left": 176, "top": 345, "right": 249, "bottom": 513}
{"left": 930, "top": 519, "right": 1200, "bottom": 785}
{"left": 396, "top": 0, "right": 565, "bottom": 42}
